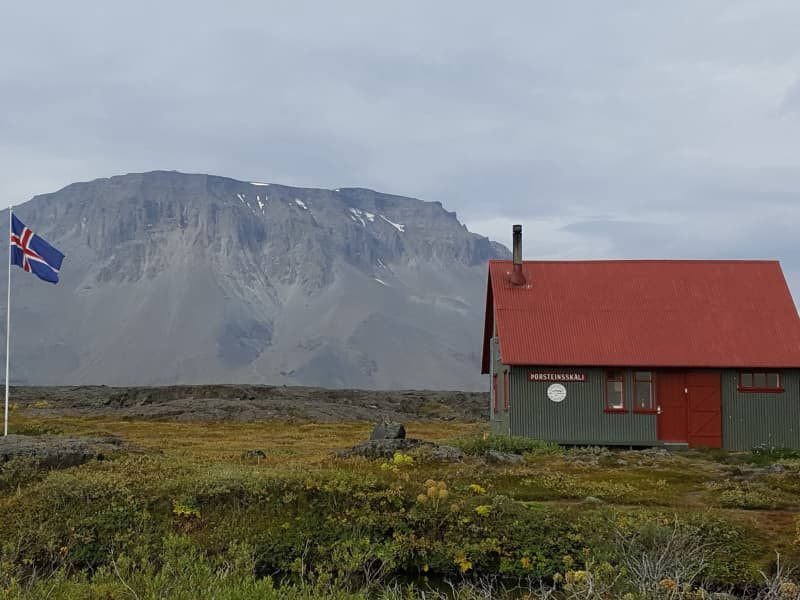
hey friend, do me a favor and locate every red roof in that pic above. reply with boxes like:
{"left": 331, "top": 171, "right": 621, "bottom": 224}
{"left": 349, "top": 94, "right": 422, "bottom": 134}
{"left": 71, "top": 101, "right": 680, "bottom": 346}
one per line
{"left": 481, "top": 260, "right": 800, "bottom": 373}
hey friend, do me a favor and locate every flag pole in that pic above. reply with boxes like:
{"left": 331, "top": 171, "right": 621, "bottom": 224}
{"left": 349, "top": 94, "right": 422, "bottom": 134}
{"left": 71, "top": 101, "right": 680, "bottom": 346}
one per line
{"left": 4, "top": 205, "right": 10, "bottom": 436}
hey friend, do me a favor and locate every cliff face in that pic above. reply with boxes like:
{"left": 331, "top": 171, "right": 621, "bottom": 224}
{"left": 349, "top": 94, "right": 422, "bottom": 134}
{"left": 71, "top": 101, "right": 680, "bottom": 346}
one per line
{"left": 2, "top": 171, "right": 509, "bottom": 390}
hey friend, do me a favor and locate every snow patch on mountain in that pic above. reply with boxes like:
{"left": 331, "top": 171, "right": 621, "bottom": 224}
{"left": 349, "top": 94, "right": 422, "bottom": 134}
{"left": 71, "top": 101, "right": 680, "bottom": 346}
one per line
{"left": 349, "top": 208, "right": 366, "bottom": 226}
{"left": 380, "top": 215, "right": 405, "bottom": 232}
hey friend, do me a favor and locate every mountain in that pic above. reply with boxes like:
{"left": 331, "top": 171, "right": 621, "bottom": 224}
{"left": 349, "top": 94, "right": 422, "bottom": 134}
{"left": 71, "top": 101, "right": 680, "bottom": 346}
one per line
{"left": 1, "top": 171, "right": 509, "bottom": 390}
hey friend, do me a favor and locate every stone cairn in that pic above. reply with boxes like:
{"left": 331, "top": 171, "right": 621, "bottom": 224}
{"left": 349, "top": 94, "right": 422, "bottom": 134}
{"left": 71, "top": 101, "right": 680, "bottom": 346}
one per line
{"left": 338, "top": 421, "right": 463, "bottom": 461}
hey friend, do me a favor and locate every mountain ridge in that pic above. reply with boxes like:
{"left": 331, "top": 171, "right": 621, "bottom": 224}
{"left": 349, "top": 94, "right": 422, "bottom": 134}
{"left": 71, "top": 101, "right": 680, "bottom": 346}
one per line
{"left": 3, "top": 170, "right": 509, "bottom": 390}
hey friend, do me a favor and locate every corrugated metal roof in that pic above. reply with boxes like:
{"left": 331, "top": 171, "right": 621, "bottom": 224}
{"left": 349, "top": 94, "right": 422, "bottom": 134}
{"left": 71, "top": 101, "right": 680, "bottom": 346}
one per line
{"left": 481, "top": 260, "right": 800, "bottom": 372}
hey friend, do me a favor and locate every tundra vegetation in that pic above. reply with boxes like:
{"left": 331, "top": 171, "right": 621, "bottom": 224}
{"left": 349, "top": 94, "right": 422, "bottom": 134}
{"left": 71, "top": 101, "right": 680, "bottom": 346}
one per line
{"left": 1, "top": 417, "right": 799, "bottom": 599}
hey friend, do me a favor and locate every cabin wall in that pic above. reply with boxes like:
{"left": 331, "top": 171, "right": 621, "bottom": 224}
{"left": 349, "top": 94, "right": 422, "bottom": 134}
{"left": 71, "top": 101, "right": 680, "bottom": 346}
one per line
{"left": 488, "top": 336, "right": 500, "bottom": 432}
{"left": 508, "top": 366, "right": 657, "bottom": 445}
{"left": 502, "top": 366, "right": 800, "bottom": 449}
{"left": 721, "top": 369, "right": 800, "bottom": 451}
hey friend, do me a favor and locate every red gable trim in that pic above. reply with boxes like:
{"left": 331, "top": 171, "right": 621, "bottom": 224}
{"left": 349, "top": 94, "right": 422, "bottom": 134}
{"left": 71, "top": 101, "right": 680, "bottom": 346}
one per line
{"left": 482, "top": 260, "right": 800, "bottom": 369}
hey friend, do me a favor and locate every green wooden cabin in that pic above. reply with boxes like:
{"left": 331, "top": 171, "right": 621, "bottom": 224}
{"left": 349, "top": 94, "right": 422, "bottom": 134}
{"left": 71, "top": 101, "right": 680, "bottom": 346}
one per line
{"left": 481, "top": 227, "right": 800, "bottom": 451}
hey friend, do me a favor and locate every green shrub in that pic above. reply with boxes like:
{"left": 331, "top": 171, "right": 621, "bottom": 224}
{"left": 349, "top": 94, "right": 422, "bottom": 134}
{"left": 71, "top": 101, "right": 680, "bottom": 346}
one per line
{"left": 751, "top": 445, "right": 800, "bottom": 465}
{"left": 521, "top": 471, "right": 641, "bottom": 502}
{"left": 0, "top": 420, "right": 792, "bottom": 597}
{"left": 0, "top": 468, "right": 156, "bottom": 574}
{"left": 704, "top": 480, "right": 791, "bottom": 510}
{"left": 10, "top": 422, "right": 64, "bottom": 436}
{"left": 450, "top": 434, "right": 562, "bottom": 456}
{"left": 3, "top": 535, "right": 368, "bottom": 599}
{"left": 0, "top": 455, "right": 45, "bottom": 491}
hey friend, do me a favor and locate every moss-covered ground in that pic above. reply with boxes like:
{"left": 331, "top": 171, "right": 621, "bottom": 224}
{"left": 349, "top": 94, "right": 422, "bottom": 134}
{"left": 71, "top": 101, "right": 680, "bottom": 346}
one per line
{"left": 1, "top": 416, "right": 799, "bottom": 599}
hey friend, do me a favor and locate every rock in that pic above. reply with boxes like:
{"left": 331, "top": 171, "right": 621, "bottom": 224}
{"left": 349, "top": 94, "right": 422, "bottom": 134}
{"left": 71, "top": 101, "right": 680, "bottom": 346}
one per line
{"left": 370, "top": 423, "right": 406, "bottom": 440}
{"left": 727, "top": 466, "right": 763, "bottom": 480}
{"left": 642, "top": 447, "right": 669, "bottom": 456}
{"left": 616, "top": 459, "right": 628, "bottom": 466}
{"left": 583, "top": 496, "right": 604, "bottom": 504}
{"left": 485, "top": 450, "right": 525, "bottom": 464}
{"left": 338, "top": 438, "right": 432, "bottom": 459}
{"left": 11, "top": 385, "right": 491, "bottom": 424}
{"left": 429, "top": 445, "right": 464, "bottom": 462}
{"left": 339, "top": 437, "right": 463, "bottom": 462}
{"left": 0, "top": 434, "right": 126, "bottom": 470}
{"left": 767, "top": 463, "right": 785, "bottom": 473}
{"left": 242, "top": 449, "right": 267, "bottom": 462}
{"left": 568, "top": 456, "right": 599, "bottom": 467}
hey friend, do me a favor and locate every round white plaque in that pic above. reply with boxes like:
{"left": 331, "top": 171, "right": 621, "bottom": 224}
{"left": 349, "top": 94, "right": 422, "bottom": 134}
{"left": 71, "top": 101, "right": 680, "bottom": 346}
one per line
{"left": 547, "top": 383, "right": 567, "bottom": 403}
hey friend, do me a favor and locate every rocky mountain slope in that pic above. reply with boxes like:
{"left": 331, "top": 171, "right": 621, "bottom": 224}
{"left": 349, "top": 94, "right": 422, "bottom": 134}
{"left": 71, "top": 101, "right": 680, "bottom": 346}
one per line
{"left": 1, "top": 171, "right": 508, "bottom": 390}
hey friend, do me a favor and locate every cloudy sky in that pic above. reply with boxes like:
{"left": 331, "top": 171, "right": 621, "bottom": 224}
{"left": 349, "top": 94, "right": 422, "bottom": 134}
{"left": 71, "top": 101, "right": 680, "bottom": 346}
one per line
{"left": 2, "top": 1, "right": 799, "bottom": 301}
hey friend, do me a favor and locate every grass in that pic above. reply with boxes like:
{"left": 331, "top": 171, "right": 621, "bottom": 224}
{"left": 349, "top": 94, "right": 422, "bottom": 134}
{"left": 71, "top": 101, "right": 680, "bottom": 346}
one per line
{"left": 2, "top": 415, "right": 799, "bottom": 599}
{"left": 16, "top": 417, "right": 480, "bottom": 464}
{"left": 449, "top": 433, "right": 563, "bottom": 456}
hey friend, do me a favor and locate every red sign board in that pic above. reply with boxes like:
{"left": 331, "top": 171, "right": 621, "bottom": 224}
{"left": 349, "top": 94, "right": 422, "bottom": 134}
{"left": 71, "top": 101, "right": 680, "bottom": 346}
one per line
{"left": 528, "top": 372, "right": 586, "bottom": 383}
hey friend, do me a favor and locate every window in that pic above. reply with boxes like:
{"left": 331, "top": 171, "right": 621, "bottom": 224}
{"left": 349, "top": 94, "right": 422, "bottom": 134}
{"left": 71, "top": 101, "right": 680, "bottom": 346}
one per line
{"left": 605, "top": 370, "right": 626, "bottom": 412}
{"left": 634, "top": 371, "right": 655, "bottom": 412}
{"left": 738, "top": 371, "right": 783, "bottom": 393}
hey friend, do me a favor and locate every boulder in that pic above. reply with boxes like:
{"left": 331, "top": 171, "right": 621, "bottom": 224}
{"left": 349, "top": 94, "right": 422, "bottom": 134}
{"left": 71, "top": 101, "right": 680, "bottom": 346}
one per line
{"left": 485, "top": 450, "right": 525, "bottom": 464}
{"left": 429, "top": 445, "right": 464, "bottom": 462}
{"left": 727, "top": 466, "right": 766, "bottom": 480}
{"left": 0, "top": 434, "right": 127, "bottom": 470}
{"left": 241, "top": 449, "right": 267, "bottom": 462}
{"left": 370, "top": 423, "right": 406, "bottom": 440}
{"left": 338, "top": 438, "right": 431, "bottom": 459}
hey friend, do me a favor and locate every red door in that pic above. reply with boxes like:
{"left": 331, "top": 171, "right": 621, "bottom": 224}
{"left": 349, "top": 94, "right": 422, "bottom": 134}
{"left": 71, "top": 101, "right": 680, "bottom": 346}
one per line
{"left": 686, "top": 372, "right": 722, "bottom": 448}
{"left": 657, "top": 372, "right": 688, "bottom": 443}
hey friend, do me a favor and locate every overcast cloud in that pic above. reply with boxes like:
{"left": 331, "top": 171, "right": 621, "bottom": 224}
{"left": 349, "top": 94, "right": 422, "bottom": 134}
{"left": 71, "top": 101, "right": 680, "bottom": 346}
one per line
{"left": 2, "top": 1, "right": 799, "bottom": 302}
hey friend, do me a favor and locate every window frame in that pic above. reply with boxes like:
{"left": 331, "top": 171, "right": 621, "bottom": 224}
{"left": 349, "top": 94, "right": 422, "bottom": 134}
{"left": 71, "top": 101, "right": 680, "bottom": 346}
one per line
{"left": 604, "top": 369, "right": 627, "bottom": 413}
{"left": 737, "top": 371, "right": 784, "bottom": 393}
{"left": 633, "top": 370, "right": 657, "bottom": 414}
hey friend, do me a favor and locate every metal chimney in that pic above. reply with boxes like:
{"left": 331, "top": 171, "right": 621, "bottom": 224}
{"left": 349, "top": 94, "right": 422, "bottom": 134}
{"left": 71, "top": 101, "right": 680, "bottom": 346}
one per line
{"left": 510, "top": 224, "right": 526, "bottom": 286}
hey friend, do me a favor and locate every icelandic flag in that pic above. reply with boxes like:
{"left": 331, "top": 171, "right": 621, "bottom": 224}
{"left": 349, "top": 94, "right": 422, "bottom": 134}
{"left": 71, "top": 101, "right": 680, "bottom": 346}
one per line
{"left": 10, "top": 214, "right": 65, "bottom": 284}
